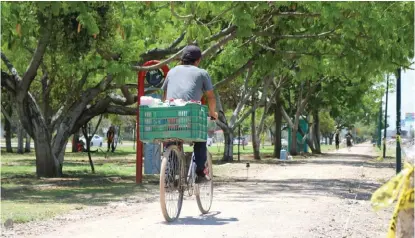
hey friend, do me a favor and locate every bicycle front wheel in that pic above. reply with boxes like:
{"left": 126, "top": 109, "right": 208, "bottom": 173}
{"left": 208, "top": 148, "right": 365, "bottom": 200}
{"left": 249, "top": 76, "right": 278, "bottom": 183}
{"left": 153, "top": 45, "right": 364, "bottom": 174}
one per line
{"left": 195, "top": 151, "right": 213, "bottom": 214}
{"left": 160, "top": 145, "right": 185, "bottom": 222}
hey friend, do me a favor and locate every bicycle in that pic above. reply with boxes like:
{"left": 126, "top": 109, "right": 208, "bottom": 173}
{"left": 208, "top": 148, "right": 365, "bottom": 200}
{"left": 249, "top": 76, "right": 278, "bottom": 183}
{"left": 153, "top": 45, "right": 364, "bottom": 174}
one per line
{"left": 159, "top": 141, "right": 213, "bottom": 222}
{"left": 139, "top": 103, "right": 214, "bottom": 222}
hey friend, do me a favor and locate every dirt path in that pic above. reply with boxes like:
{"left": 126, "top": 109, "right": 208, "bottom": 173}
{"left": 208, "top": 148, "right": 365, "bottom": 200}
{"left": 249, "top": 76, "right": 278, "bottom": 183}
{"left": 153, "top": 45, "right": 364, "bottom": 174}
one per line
{"left": 4, "top": 143, "right": 396, "bottom": 238}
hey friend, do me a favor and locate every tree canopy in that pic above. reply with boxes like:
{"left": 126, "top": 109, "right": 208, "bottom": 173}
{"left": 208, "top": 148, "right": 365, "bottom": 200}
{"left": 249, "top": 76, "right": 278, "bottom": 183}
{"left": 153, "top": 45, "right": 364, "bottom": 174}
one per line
{"left": 1, "top": 1, "right": 413, "bottom": 175}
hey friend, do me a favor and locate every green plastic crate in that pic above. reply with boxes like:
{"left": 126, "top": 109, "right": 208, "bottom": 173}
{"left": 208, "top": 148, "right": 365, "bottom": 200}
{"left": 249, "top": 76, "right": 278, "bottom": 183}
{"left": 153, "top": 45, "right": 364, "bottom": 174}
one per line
{"left": 139, "top": 104, "right": 208, "bottom": 142}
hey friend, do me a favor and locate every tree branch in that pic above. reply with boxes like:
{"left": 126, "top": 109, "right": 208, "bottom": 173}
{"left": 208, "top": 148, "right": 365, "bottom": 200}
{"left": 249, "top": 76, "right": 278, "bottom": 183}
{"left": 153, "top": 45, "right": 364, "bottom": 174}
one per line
{"left": 1, "top": 104, "right": 13, "bottom": 122}
{"left": 275, "top": 12, "right": 321, "bottom": 17}
{"left": 254, "top": 41, "right": 332, "bottom": 56}
{"left": 276, "top": 29, "right": 335, "bottom": 39}
{"left": 139, "top": 31, "right": 187, "bottom": 62}
{"left": 229, "top": 66, "right": 254, "bottom": 127}
{"left": 205, "top": 25, "right": 237, "bottom": 42}
{"left": 170, "top": 2, "right": 194, "bottom": 20}
{"left": 1, "top": 71, "right": 17, "bottom": 92}
{"left": 133, "top": 31, "right": 237, "bottom": 71}
{"left": 106, "top": 105, "right": 136, "bottom": 115}
{"left": 214, "top": 56, "right": 256, "bottom": 88}
{"left": 120, "top": 85, "right": 135, "bottom": 105}
{"left": 108, "top": 83, "right": 137, "bottom": 89}
{"left": 280, "top": 105, "right": 294, "bottom": 129}
{"left": 132, "top": 48, "right": 183, "bottom": 71}
{"left": 201, "top": 32, "right": 237, "bottom": 58}
{"left": 21, "top": 21, "right": 51, "bottom": 94}
{"left": 235, "top": 75, "right": 273, "bottom": 129}
{"left": 206, "top": 4, "right": 238, "bottom": 25}
{"left": 91, "top": 114, "right": 103, "bottom": 137}
{"left": 1, "top": 53, "right": 21, "bottom": 81}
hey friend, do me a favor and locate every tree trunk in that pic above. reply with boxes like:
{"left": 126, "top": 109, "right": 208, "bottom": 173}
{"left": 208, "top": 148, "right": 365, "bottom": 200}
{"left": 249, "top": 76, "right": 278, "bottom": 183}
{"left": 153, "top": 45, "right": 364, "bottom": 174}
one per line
{"left": 16, "top": 93, "right": 59, "bottom": 177}
{"left": 273, "top": 105, "right": 282, "bottom": 158}
{"left": 82, "top": 124, "right": 95, "bottom": 173}
{"left": 72, "top": 131, "right": 80, "bottom": 152}
{"left": 251, "top": 109, "right": 260, "bottom": 160}
{"left": 25, "top": 132, "right": 31, "bottom": 152}
{"left": 222, "top": 130, "right": 234, "bottom": 162}
{"left": 290, "top": 127, "right": 298, "bottom": 155}
{"left": 329, "top": 136, "right": 333, "bottom": 145}
{"left": 34, "top": 135, "right": 59, "bottom": 177}
{"left": 17, "top": 124, "right": 24, "bottom": 154}
{"left": 4, "top": 109, "right": 13, "bottom": 153}
{"left": 313, "top": 110, "right": 321, "bottom": 154}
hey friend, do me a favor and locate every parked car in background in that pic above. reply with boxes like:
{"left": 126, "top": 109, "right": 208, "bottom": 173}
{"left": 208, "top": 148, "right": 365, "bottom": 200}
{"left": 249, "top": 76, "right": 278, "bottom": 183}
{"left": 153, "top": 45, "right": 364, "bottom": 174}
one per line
{"left": 233, "top": 137, "right": 248, "bottom": 146}
{"left": 80, "top": 134, "right": 103, "bottom": 147}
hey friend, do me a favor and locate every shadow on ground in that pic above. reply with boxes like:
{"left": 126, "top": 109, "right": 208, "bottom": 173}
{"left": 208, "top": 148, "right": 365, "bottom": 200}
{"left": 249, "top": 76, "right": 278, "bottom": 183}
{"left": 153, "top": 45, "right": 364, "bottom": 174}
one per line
{"left": 214, "top": 177, "right": 380, "bottom": 202}
{"left": 166, "top": 211, "right": 238, "bottom": 226}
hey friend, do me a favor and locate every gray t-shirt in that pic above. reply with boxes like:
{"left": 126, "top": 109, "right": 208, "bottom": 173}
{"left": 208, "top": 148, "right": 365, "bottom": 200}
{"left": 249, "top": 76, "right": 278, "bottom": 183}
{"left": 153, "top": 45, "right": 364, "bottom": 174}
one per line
{"left": 161, "top": 65, "right": 213, "bottom": 101}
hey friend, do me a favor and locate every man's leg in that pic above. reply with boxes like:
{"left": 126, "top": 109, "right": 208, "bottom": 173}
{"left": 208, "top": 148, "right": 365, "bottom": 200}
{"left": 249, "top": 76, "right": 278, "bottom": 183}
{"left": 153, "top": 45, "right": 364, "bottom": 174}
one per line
{"left": 111, "top": 142, "right": 115, "bottom": 152}
{"left": 107, "top": 141, "right": 110, "bottom": 152}
{"left": 194, "top": 142, "right": 207, "bottom": 176}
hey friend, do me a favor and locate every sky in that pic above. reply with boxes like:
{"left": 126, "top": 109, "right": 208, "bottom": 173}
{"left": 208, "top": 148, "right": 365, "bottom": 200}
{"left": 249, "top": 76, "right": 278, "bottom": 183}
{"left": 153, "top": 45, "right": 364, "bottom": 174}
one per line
{"left": 382, "top": 61, "right": 415, "bottom": 131}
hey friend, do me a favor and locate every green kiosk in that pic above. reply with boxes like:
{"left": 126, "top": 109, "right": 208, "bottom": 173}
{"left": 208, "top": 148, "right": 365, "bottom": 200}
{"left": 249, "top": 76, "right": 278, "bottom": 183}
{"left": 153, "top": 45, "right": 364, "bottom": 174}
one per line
{"left": 288, "top": 117, "right": 309, "bottom": 153}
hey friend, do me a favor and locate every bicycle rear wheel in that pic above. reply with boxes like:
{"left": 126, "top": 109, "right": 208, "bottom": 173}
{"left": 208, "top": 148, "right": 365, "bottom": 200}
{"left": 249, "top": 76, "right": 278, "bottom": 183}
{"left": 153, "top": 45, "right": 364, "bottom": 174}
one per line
{"left": 195, "top": 151, "right": 213, "bottom": 214}
{"left": 160, "top": 145, "right": 185, "bottom": 222}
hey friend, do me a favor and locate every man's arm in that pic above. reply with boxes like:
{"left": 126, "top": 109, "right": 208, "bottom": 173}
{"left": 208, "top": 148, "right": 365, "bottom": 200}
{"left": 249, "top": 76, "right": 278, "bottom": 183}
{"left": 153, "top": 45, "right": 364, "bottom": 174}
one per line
{"left": 201, "top": 70, "right": 217, "bottom": 119}
{"left": 161, "top": 77, "right": 168, "bottom": 101}
{"left": 162, "top": 90, "right": 167, "bottom": 101}
{"left": 205, "top": 90, "right": 217, "bottom": 119}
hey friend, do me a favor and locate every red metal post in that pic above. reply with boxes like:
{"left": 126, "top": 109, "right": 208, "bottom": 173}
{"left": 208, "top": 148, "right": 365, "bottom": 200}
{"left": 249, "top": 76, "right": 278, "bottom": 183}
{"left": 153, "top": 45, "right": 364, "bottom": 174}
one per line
{"left": 136, "top": 71, "right": 144, "bottom": 184}
{"left": 136, "top": 61, "right": 170, "bottom": 184}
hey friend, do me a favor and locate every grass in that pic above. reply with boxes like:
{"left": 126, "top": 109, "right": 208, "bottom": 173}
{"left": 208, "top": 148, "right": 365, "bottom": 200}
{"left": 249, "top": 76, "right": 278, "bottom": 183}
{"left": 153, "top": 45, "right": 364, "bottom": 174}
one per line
{"left": 374, "top": 146, "right": 396, "bottom": 159}
{"left": 1, "top": 201, "right": 75, "bottom": 223}
{"left": 0, "top": 147, "right": 159, "bottom": 224}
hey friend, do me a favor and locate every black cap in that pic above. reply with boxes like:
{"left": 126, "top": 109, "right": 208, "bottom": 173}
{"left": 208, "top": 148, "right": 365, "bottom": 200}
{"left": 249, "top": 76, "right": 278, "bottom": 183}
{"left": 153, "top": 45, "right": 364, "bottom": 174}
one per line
{"left": 181, "top": 45, "right": 202, "bottom": 61}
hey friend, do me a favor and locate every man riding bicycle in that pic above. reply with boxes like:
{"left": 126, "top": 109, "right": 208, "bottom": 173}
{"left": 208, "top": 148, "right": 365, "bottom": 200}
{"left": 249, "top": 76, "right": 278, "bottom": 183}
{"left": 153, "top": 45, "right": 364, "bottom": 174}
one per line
{"left": 161, "top": 45, "right": 218, "bottom": 184}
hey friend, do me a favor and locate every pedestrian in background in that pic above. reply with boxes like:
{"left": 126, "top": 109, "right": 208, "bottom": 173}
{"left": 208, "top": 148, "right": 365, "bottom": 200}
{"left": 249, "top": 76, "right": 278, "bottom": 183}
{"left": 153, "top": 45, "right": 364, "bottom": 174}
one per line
{"left": 107, "top": 126, "right": 116, "bottom": 153}
{"left": 335, "top": 129, "right": 340, "bottom": 151}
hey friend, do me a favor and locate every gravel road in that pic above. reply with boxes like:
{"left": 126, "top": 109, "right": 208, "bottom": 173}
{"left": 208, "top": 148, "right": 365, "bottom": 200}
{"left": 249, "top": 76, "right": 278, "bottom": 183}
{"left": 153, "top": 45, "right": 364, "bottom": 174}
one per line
{"left": 3, "top": 143, "right": 396, "bottom": 238}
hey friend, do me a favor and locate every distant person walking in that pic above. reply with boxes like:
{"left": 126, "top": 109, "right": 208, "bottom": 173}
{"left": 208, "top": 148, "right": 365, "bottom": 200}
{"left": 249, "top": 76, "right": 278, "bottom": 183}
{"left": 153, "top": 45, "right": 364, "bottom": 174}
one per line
{"left": 335, "top": 129, "right": 340, "bottom": 151}
{"left": 107, "top": 126, "right": 116, "bottom": 153}
{"left": 345, "top": 131, "right": 353, "bottom": 151}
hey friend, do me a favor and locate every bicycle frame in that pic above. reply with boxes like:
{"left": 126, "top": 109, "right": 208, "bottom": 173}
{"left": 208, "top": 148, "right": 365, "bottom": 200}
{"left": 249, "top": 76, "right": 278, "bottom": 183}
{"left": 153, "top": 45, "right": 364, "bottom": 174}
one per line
{"left": 186, "top": 153, "right": 197, "bottom": 184}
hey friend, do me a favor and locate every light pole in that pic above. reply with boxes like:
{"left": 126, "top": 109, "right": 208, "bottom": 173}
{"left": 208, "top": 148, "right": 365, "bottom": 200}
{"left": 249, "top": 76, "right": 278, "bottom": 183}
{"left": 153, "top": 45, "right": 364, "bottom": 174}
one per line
{"left": 396, "top": 68, "right": 402, "bottom": 173}
{"left": 383, "top": 75, "right": 389, "bottom": 158}
{"left": 377, "top": 101, "right": 382, "bottom": 148}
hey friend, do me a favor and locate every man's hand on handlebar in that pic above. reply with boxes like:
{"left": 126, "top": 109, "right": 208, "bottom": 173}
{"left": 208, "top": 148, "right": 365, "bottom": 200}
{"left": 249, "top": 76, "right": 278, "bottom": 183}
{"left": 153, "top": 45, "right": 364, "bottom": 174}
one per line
{"left": 209, "top": 111, "right": 218, "bottom": 120}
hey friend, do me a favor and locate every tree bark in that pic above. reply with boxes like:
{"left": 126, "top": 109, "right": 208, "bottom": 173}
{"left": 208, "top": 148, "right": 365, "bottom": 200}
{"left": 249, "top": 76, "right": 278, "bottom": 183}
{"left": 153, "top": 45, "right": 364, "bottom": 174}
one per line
{"left": 273, "top": 104, "right": 282, "bottom": 158}
{"left": 72, "top": 132, "right": 80, "bottom": 152}
{"left": 214, "top": 90, "right": 234, "bottom": 162}
{"left": 222, "top": 129, "right": 234, "bottom": 161}
{"left": 17, "top": 124, "right": 24, "bottom": 154}
{"left": 313, "top": 110, "right": 321, "bottom": 154}
{"left": 25, "top": 132, "right": 31, "bottom": 152}
{"left": 3, "top": 104, "right": 13, "bottom": 153}
{"left": 251, "top": 108, "right": 260, "bottom": 160}
{"left": 290, "top": 127, "right": 298, "bottom": 155}
{"left": 18, "top": 93, "right": 59, "bottom": 177}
